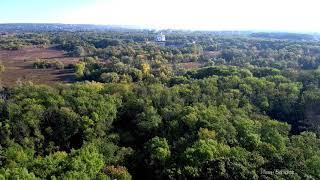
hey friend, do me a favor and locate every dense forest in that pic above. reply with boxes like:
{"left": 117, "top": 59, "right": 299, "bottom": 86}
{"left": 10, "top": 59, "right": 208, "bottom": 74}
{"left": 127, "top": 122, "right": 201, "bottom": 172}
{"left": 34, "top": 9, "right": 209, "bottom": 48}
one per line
{"left": 0, "top": 25, "right": 320, "bottom": 179}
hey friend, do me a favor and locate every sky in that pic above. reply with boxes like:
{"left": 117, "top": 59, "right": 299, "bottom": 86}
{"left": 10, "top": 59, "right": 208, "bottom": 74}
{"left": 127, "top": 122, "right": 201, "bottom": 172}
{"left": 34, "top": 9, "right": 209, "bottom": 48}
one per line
{"left": 1, "top": 0, "right": 320, "bottom": 32}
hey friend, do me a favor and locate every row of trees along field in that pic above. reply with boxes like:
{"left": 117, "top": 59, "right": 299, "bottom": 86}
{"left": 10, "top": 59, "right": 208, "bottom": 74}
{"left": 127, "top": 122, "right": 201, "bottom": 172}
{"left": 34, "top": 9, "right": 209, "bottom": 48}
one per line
{"left": 0, "top": 30, "right": 320, "bottom": 179}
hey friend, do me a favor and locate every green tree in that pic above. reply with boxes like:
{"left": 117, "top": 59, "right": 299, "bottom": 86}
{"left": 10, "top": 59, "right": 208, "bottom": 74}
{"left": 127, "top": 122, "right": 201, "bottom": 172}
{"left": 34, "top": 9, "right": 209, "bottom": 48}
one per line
{"left": 100, "top": 72, "right": 120, "bottom": 83}
{"left": 74, "top": 62, "right": 85, "bottom": 78}
{"left": 64, "top": 144, "right": 104, "bottom": 178}
{"left": 29, "top": 151, "right": 68, "bottom": 179}
{"left": 146, "top": 136, "right": 170, "bottom": 163}
{"left": 0, "top": 168, "right": 38, "bottom": 180}
{"left": 183, "top": 139, "right": 230, "bottom": 166}
{"left": 136, "top": 106, "right": 162, "bottom": 132}
{"left": 72, "top": 46, "right": 86, "bottom": 57}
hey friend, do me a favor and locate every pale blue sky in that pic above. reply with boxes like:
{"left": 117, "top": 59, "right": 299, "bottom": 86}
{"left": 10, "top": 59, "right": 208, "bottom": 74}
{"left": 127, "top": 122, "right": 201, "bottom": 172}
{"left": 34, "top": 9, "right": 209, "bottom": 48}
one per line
{"left": 1, "top": 0, "right": 320, "bottom": 32}
{"left": 0, "top": 0, "right": 93, "bottom": 23}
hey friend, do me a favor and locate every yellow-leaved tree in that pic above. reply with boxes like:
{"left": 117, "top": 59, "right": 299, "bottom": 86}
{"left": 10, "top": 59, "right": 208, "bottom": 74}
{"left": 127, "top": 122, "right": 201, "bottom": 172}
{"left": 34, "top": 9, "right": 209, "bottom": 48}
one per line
{"left": 141, "top": 63, "right": 151, "bottom": 75}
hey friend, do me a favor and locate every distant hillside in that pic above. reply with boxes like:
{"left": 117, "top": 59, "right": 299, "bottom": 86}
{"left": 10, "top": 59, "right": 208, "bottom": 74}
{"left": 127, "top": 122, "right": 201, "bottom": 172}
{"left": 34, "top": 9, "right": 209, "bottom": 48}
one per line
{"left": 0, "top": 23, "right": 140, "bottom": 32}
{"left": 250, "top": 32, "right": 316, "bottom": 41}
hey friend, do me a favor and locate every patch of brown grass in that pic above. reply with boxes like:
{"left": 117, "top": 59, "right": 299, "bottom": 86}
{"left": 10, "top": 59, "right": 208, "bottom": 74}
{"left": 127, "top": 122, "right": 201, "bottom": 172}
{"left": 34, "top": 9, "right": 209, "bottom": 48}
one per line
{"left": 0, "top": 46, "right": 79, "bottom": 87}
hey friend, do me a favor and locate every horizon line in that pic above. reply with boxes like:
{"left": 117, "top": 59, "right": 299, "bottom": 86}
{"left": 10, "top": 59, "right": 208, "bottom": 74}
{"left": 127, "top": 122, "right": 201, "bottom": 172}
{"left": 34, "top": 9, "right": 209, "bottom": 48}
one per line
{"left": 0, "top": 22, "right": 320, "bottom": 34}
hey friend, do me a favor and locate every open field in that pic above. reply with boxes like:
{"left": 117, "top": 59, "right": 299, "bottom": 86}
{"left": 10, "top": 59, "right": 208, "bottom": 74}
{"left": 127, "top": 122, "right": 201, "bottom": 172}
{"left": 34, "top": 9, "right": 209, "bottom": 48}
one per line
{"left": 0, "top": 46, "right": 78, "bottom": 87}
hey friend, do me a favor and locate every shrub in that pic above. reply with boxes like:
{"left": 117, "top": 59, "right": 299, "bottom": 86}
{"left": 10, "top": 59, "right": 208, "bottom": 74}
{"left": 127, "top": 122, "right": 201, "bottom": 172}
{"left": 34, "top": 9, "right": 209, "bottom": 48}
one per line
{"left": 0, "top": 64, "right": 5, "bottom": 73}
{"left": 33, "top": 59, "right": 51, "bottom": 69}
{"left": 52, "top": 60, "right": 65, "bottom": 69}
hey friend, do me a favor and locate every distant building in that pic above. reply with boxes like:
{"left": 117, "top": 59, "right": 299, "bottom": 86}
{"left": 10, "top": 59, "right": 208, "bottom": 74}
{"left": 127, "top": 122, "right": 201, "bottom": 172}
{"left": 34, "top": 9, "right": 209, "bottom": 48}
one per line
{"left": 155, "top": 32, "right": 166, "bottom": 42}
